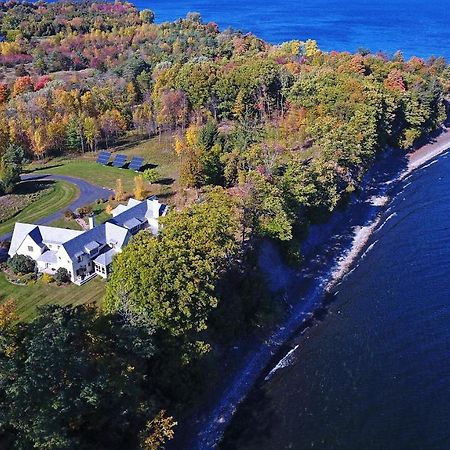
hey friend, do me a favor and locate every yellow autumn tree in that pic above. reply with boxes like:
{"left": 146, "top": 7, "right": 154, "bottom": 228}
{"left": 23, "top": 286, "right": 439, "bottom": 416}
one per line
{"left": 115, "top": 178, "right": 125, "bottom": 201}
{"left": 30, "top": 127, "right": 48, "bottom": 159}
{"left": 134, "top": 175, "right": 146, "bottom": 200}
{"left": 0, "top": 299, "right": 18, "bottom": 330}
{"left": 174, "top": 125, "right": 204, "bottom": 188}
{"left": 141, "top": 411, "right": 177, "bottom": 450}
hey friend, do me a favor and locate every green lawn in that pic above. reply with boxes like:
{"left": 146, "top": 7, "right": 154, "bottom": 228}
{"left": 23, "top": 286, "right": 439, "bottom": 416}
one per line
{"left": 0, "top": 272, "right": 105, "bottom": 322}
{"left": 0, "top": 181, "right": 79, "bottom": 236}
{"left": 49, "top": 216, "right": 83, "bottom": 230}
{"left": 28, "top": 133, "right": 178, "bottom": 200}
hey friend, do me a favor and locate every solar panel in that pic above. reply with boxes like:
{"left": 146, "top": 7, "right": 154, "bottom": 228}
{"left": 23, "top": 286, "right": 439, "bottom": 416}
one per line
{"left": 112, "top": 154, "right": 128, "bottom": 168}
{"left": 129, "top": 156, "right": 145, "bottom": 171}
{"left": 96, "top": 151, "right": 111, "bottom": 165}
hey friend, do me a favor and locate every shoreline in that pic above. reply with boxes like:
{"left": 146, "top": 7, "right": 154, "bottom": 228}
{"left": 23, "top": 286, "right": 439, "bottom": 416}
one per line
{"left": 406, "top": 127, "right": 450, "bottom": 175}
{"left": 179, "top": 126, "right": 450, "bottom": 450}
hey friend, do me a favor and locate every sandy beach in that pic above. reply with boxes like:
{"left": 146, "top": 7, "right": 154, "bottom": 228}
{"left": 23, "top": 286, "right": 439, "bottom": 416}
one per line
{"left": 406, "top": 126, "right": 450, "bottom": 174}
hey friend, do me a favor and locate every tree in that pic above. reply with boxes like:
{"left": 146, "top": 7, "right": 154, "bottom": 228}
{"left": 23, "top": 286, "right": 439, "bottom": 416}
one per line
{"left": 0, "top": 83, "right": 8, "bottom": 104}
{"left": 140, "top": 9, "right": 155, "bottom": 24}
{"left": 84, "top": 116, "right": 99, "bottom": 152}
{"left": 54, "top": 267, "right": 70, "bottom": 284}
{"left": 0, "top": 145, "right": 24, "bottom": 194}
{"left": 104, "top": 188, "right": 240, "bottom": 342}
{"left": 0, "top": 299, "right": 18, "bottom": 329}
{"left": 156, "top": 89, "right": 188, "bottom": 131}
{"left": 12, "top": 76, "right": 33, "bottom": 97}
{"left": 141, "top": 411, "right": 177, "bottom": 450}
{"left": 7, "top": 254, "right": 36, "bottom": 274}
{"left": 0, "top": 305, "right": 157, "bottom": 449}
{"left": 175, "top": 125, "right": 204, "bottom": 189}
{"left": 65, "top": 116, "right": 82, "bottom": 151}
{"left": 100, "top": 109, "right": 127, "bottom": 148}
{"left": 115, "top": 178, "right": 125, "bottom": 201}
{"left": 242, "top": 171, "right": 294, "bottom": 242}
{"left": 134, "top": 175, "right": 146, "bottom": 200}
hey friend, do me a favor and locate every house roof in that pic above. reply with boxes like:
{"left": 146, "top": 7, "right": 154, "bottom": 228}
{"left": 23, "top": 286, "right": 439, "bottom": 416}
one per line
{"left": 111, "top": 198, "right": 143, "bottom": 217}
{"left": 62, "top": 222, "right": 131, "bottom": 259}
{"left": 8, "top": 223, "right": 83, "bottom": 257}
{"left": 109, "top": 199, "right": 167, "bottom": 229}
{"left": 37, "top": 250, "right": 58, "bottom": 264}
{"left": 8, "top": 223, "right": 38, "bottom": 256}
{"left": 84, "top": 241, "right": 100, "bottom": 252}
{"left": 123, "top": 217, "right": 142, "bottom": 230}
{"left": 94, "top": 247, "right": 117, "bottom": 267}
{"left": 39, "top": 226, "right": 82, "bottom": 245}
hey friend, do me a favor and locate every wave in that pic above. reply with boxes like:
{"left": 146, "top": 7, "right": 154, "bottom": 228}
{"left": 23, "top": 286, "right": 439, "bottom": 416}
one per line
{"left": 264, "top": 345, "right": 300, "bottom": 381}
{"left": 377, "top": 212, "right": 398, "bottom": 233}
{"left": 419, "top": 159, "right": 438, "bottom": 170}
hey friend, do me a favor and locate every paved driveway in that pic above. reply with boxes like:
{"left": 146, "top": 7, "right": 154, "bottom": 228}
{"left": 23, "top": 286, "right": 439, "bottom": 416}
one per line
{"left": 0, "top": 174, "right": 112, "bottom": 243}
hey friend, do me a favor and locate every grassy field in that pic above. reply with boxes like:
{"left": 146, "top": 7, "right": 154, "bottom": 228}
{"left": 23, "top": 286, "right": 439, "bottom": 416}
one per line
{"left": 0, "top": 272, "right": 105, "bottom": 322}
{"left": 28, "top": 133, "right": 178, "bottom": 200}
{"left": 0, "top": 180, "right": 79, "bottom": 236}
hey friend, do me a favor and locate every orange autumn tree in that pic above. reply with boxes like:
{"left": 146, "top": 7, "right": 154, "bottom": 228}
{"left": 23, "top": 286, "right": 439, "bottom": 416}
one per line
{"left": 12, "top": 76, "right": 33, "bottom": 97}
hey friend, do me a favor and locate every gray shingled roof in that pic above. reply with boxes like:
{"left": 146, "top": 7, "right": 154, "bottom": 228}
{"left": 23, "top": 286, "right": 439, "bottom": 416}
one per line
{"left": 37, "top": 250, "right": 58, "bottom": 264}
{"left": 62, "top": 222, "right": 131, "bottom": 259}
{"left": 84, "top": 241, "right": 100, "bottom": 253}
{"left": 94, "top": 247, "right": 117, "bottom": 266}
{"left": 123, "top": 217, "right": 142, "bottom": 230}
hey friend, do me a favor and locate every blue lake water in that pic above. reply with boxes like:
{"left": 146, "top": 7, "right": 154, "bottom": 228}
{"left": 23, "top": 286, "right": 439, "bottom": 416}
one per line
{"left": 220, "top": 152, "right": 450, "bottom": 450}
{"left": 142, "top": 0, "right": 450, "bottom": 59}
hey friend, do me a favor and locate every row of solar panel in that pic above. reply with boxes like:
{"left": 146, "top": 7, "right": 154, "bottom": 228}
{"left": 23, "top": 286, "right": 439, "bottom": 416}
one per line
{"left": 96, "top": 152, "right": 145, "bottom": 171}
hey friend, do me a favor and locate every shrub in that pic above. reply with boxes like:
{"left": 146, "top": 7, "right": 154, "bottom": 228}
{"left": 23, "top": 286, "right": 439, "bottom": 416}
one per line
{"left": 64, "top": 209, "right": 75, "bottom": 219}
{"left": 143, "top": 168, "right": 160, "bottom": 184}
{"left": 19, "top": 272, "right": 37, "bottom": 285}
{"left": 54, "top": 268, "right": 70, "bottom": 284}
{"left": 105, "top": 203, "right": 114, "bottom": 215}
{"left": 7, "top": 254, "right": 36, "bottom": 274}
{"left": 41, "top": 273, "right": 54, "bottom": 284}
{"left": 77, "top": 205, "right": 93, "bottom": 217}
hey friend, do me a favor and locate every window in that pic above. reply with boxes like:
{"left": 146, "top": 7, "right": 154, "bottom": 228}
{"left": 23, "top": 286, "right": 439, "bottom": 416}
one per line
{"left": 27, "top": 246, "right": 33, "bottom": 252}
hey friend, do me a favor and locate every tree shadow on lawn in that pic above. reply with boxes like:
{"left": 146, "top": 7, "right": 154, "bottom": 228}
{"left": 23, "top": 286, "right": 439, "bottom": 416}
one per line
{"left": 13, "top": 180, "right": 55, "bottom": 195}
{"left": 157, "top": 177, "right": 175, "bottom": 186}
{"left": 23, "top": 164, "right": 65, "bottom": 173}
{"left": 141, "top": 162, "right": 158, "bottom": 171}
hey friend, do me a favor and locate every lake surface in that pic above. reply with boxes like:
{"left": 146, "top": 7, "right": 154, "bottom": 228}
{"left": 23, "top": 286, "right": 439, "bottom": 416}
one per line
{"left": 220, "top": 152, "right": 450, "bottom": 450}
{"left": 144, "top": 0, "right": 450, "bottom": 60}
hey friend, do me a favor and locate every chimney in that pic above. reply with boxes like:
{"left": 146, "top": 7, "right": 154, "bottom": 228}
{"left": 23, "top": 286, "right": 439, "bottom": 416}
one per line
{"left": 88, "top": 214, "right": 96, "bottom": 230}
{"left": 151, "top": 200, "right": 161, "bottom": 218}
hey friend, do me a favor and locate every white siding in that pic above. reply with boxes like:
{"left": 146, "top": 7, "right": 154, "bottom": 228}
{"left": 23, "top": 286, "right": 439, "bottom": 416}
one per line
{"left": 16, "top": 236, "right": 43, "bottom": 260}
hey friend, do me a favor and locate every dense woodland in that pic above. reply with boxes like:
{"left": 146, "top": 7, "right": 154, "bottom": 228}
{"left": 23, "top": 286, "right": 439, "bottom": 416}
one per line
{"left": 0, "top": 1, "right": 449, "bottom": 448}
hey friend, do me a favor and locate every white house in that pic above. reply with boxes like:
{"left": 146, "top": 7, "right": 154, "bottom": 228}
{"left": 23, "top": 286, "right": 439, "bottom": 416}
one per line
{"left": 8, "top": 198, "right": 168, "bottom": 285}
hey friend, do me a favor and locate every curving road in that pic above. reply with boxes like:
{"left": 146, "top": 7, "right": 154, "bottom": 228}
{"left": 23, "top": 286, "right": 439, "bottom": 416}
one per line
{"left": 0, "top": 174, "right": 112, "bottom": 244}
